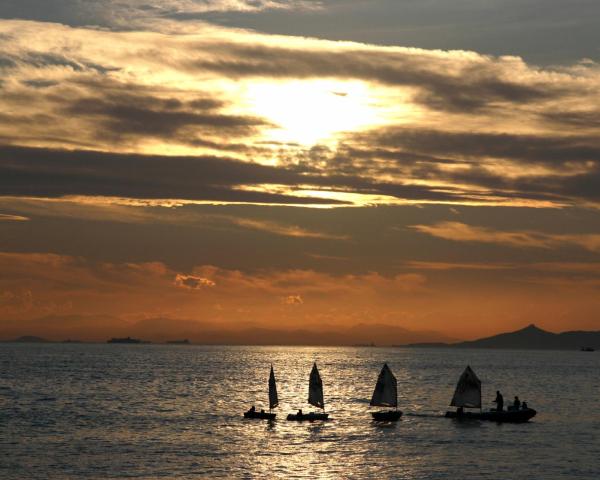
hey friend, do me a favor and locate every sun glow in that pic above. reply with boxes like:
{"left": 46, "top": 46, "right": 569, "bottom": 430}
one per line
{"left": 245, "top": 80, "right": 382, "bottom": 145}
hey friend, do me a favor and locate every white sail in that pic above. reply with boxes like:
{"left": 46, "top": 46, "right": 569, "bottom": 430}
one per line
{"left": 450, "top": 365, "right": 481, "bottom": 408}
{"left": 308, "top": 362, "right": 324, "bottom": 409}
{"left": 269, "top": 365, "right": 278, "bottom": 409}
{"left": 370, "top": 363, "right": 398, "bottom": 407}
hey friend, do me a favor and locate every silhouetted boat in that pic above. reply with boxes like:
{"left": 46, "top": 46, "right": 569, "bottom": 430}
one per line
{"left": 287, "top": 363, "right": 329, "bottom": 421}
{"left": 107, "top": 336, "right": 141, "bottom": 344}
{"left": 166, "top": 339, "right": 190, "bottom": 345}
{"left": 580, "top": 347, "right": 595, "bottom": 352}
{"left": 244, "top": 365, "right": 278, "bottom": 420}
{"left": 370, "top": 363, "right": 402, "bottom": 421}
{"left": 444, "top": 366, "right": 536, "bottom": 423}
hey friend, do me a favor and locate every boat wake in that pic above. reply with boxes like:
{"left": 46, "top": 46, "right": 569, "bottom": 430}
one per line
{"left": 404, "top": 412, "right": 446, "bottom": 418}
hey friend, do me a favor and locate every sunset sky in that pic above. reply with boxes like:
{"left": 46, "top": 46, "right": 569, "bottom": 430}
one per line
{"left": 1, "top": 1, "right": 600, "bottom": 343}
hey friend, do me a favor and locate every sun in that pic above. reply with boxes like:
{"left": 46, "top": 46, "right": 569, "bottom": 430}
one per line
{"left": 244, "top": 80, "right": 381, "bottom": 145}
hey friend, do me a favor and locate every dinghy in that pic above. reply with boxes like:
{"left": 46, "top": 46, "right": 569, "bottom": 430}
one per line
{"left": 244, "top": 365, "right": 278, "bottom": 420}
{"left": 444, "top": 366, "right": 536, "bottom": 423}
{"left": 287, "top": 363, "right": 329, "bottom": 421}
{"left": 370, "top": 363, "right": 402, "bottom": 421}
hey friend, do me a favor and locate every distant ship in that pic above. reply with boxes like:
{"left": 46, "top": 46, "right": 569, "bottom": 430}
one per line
{"left": 166, "top": 339, "right": 190, "bottom": 345}
{"left": 107, "top": 337, "right": 142, "bottom": 344}
{"left": 580, "top": 347, "right": 595, "bottom": 352}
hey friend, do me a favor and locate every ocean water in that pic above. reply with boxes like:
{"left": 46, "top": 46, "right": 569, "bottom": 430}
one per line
{"left": 1, "top": 344, "right": 599, "bottom": 479}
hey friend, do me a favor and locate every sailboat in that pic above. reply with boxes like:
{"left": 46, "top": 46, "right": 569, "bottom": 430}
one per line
{"left": 370, "top": 363, "right": 402, "bottom": 421}
{"left": 244, "top": 365, "right": 278, "bottom": 420}
{"left": 287, "top": 363, "right": 329, "bottom": 421}
{"left": 444, "top": 365, "right": 537, "bottom": 423}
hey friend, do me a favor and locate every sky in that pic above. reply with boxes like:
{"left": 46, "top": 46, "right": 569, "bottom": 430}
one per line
{"left": 1, "top": 0, "right": 600, "bottom": 343}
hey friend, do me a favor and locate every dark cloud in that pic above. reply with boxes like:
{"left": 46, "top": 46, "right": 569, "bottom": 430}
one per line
{"left": 0, "top": 145, "right": 352, "bottom": 204}
{"left": 542, "top": 110, "right": 600, "bottom": 129}
{"left": 63, "top": 92, "right": 266, "bottom": 142}
{"left": 350, "top": 127, "right": 600, "bottom": 168}
{"left": 0, "top": 144, "right": 480, "bottom": 205}
{"left": 21, "top": 79, "right": 59, "bottom": 88}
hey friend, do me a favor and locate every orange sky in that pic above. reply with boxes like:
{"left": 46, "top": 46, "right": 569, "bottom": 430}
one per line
{"left": 1, "top": 7, "right": 600, "bottom": 343}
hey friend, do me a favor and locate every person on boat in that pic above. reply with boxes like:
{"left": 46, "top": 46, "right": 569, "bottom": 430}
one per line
{"left": 521, "top": 401, "right": 528, "bottom": 410}
{"left": 493, "top": 391, "right": 504, "bottom": 412}
{"left": 260, "top": 409, "right": 265, "bottom": 413}
{"left": 297, "top": 409, "right": 303, "bottom": 416}
{"left": 513, "top": 396, "right": 521, "bottom": 410}
{"left": 248, "top": 405, "right": 256, "bottom": 413}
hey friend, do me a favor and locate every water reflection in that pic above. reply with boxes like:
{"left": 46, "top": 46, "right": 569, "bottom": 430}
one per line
{"left": 1, "top": 344, "right": 599, "bottom": 478}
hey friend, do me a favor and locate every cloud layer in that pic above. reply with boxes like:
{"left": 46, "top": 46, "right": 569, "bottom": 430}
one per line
{"left": 1, "top": 20, "right": 600, "bottom": 209}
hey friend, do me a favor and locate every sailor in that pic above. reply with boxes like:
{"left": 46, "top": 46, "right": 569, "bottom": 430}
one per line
{"left": 513, "top": 396, "right": 521, "bottom": 410}
{"left": 493, "top": 391, "right": 504, "bottom": 412}
{"left": 249, "top": 405, "right": 255, "bottom": 413}
{"left": 297, "top": 409, "right": 303, "bottom": 416}
{"left": 521, "top": 401, "right": 528, "bottom": 410}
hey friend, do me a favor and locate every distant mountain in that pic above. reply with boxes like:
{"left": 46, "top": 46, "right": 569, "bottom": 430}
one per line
{"left": 0, "top": 314, "right": 455, "bottom": 346}
{"left": 11, "top": 335, "right": 50, "bottom": 343}
{"left": 409, "top": 324, "right": 600, "bottom": 350}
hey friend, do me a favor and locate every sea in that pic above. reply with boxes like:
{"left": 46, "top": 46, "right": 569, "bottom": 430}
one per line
{"left": 1, "top": 344, "right": 599, "bottom": 479}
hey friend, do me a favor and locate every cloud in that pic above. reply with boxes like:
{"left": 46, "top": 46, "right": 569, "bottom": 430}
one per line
{"left": 0, "top": 0, "right": 320, "bottom": 30}
{"left": 411, "top": 221, "right": 600, "bottom": 252}
{"left": 405, "top": 261, "right": 515, "bottom": 271}
{"left": 1, "top": 19, "right": 600, "bottom": 210}
{"left": 0, "top": 145, "right": 348, "bottom": 205}
{"left": 0, "top": 213, "right": 28, "bottom": 221}
{"left": 226, "top": 217, "right": 348, "bottom": 240}
{"left": 62, "top": 91, "right": 267, "bottom": 144}
{"left": 282, "top": 294, "right": 303, "bottom": 305}
{"left": 174, "top": 273, "right": 216, "bottom": 289}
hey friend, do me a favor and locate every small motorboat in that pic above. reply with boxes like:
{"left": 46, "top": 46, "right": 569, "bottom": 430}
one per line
{"left": 286, "top": 411, "right": 329, "bottom": 421}
{"left": 445, "top": 408, "right": 537, "bottom": 423}
{"left": 445, "top": 365, "right": 537, "bottom": 423}
{"left": 287, "top": 363, "right": 330, "bottom": 421}
{"left": 245, "top": 409, "right": 276, "bottom": 420}
{"left": 370, "top": 363, "right": 402, "bottom": 421}
{"left": 243, "top": 365, "right": 278, "bottom": 421}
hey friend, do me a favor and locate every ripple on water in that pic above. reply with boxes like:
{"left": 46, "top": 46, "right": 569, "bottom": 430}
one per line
{"left": 0, "top": 344, "right": 599, "bottom": 479}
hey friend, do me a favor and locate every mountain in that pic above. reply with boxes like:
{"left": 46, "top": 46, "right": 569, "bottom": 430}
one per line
{"left": 0, "top": 314, "right": 455, "bottom": 346}
{"left": 409, "top": 324, "right": 600, "bottom": 350}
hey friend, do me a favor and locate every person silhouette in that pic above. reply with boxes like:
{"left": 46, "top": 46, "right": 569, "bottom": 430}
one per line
{"left": 494, "top": 391, "right": 504, "bottom": 412}
{"left": 513, "top": 396, "right": 521, "bottom": 410}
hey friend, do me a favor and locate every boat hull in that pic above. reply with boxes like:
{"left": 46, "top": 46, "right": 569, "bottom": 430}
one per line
{"left": 445, "top": 408, "right": 537, "bottom": 423}
{"left": 286, "top": 412, "right": 329, "bottom": 421}
{"left": 371, "top": 410, "right": 402, "bottom": 422}
{"left": 244, "top": 411, "right": 276, "bottom": 420}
